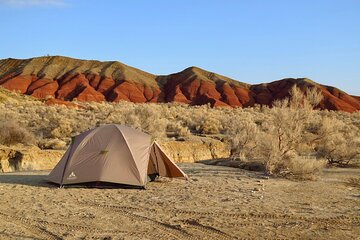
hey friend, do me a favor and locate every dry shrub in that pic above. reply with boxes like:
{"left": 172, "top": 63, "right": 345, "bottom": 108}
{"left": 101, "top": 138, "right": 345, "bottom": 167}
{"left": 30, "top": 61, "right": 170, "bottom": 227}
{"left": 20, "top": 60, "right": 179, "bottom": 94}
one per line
{"left": 256, "top": 86, "right": 325, "bottom": 177}
{"left": 166, "top": 122, "right": 190, "bottom": 138}
{"left": 198, "top": 117, "right": 221, "bottom": 134}
{"left": 0, "top": 120, "right": 36, "bottom": 146}
{"left": 226, "top": 118, "right": 258, "bottom": 161}
{"left": 121, "top": 105, "right": 168, "bottom": 138}
{"left": 347, "top": 177, "right": 360, "bottom": 189}
{"left": 50, "top": 119, "right": 73, "bottom": 139}
{"left": 283, "top": 157, "right": 326, "bottom": 180}
{"left": 314, "top": 117, "right": 360, "bottom": 166}
{"left": 38, "top": 138, "right": 67, "bottom": 150}
{"left": 0, "top": 85, "right": 359, "bottom": 177}
{"left": 317, "top": 135, "right": 360, "bottom": 166}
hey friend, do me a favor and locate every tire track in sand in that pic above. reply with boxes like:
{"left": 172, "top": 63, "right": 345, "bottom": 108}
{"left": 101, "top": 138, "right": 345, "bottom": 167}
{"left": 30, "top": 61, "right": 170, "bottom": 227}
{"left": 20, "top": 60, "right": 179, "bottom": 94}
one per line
{"left": 80, "top": 201, "right": 193, "bottom": 240}
{"left": 173, "top": 209, "right": 360, "bottom": 232}
{"left": 182, "top": 219, "right": 238, "bottom": 240}
{"left": 174, "top": 209, "right": 360, "bottom": 224}
{"left": 0, "top": 211, "right": 62, "bottom": 240}
{"left": 0, "top": 210, "right": 123, "bottom": 239}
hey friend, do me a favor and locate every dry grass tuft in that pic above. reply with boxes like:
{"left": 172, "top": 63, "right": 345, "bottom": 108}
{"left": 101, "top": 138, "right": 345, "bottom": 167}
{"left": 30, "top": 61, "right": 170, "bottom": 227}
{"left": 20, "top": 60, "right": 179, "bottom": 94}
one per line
{"left": 346, "top": 177, "right": 360, "bottom": 189}
{"left": 282, "top": 157, "right": 327, "bottom": 180}
{"left": 0, "top": 120, "right": 36, "bottom": 146}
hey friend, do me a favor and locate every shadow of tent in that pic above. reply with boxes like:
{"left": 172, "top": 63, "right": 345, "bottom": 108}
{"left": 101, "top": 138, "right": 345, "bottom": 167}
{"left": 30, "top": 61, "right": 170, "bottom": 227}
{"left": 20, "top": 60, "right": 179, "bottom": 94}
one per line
{"left": 0, "top": 173, "right": 147, "bottom": 189}
{"left": 0, "top": 174, "right": 52, "bottom": 187}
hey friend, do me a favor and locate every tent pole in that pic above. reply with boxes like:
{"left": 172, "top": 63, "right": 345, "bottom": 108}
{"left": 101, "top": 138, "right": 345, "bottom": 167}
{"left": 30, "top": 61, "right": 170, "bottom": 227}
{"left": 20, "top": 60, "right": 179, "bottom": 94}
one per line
{"left": 153, "top": 142, "right": 160, "bottom": 175}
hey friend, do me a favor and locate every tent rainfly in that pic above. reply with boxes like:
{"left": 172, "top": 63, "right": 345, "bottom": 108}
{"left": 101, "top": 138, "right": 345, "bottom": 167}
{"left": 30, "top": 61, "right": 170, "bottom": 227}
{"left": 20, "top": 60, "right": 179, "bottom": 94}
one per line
{"left": 47, "top": 124, "right": 187, "bottom": 187}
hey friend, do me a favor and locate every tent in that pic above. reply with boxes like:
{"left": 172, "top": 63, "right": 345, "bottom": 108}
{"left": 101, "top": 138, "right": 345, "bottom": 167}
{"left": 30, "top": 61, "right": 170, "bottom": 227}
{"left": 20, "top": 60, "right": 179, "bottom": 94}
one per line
{"left": 47, "top": 124, "right": 187, "bottom": 187}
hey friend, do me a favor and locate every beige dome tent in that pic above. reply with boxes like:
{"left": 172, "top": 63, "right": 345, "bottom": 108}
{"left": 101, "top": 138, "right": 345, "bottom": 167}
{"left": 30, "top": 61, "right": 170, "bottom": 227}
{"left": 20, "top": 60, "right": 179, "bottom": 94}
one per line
{"left": 47, "top": 124, "right": 187, "bottom": 187}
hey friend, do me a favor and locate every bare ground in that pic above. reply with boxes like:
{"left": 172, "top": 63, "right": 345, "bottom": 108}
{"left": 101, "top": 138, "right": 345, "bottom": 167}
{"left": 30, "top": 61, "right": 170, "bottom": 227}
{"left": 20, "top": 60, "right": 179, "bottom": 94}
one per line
{"left": 0, "top": 163, "right": 359, "bottom": 240}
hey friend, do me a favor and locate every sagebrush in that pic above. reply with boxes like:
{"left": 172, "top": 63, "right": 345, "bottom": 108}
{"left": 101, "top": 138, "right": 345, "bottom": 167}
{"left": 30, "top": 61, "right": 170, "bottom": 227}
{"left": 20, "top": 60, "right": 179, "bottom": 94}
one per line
{"left": 1, "top": 87, "right": 359, "bottom": 178}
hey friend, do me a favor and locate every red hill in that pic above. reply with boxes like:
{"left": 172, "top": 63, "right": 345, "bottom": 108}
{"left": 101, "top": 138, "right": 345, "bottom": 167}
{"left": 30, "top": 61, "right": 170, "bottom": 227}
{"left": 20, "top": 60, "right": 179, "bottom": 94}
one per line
{"left": 0, "top": 56, "right": 359, "bottom": 112}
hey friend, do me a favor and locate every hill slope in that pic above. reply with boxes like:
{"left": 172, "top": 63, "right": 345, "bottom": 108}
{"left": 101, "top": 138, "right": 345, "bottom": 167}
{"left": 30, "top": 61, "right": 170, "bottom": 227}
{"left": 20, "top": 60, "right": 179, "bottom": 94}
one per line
{"left": 0, "top": 56, "right": 359, "bottom": 112}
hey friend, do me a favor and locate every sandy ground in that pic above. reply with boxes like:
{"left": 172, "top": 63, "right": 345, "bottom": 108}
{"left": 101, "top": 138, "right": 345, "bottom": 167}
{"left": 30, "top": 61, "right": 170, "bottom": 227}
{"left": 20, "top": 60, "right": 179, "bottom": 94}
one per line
{"left": 0, "top": 163, "right": 359, "bottom": 240}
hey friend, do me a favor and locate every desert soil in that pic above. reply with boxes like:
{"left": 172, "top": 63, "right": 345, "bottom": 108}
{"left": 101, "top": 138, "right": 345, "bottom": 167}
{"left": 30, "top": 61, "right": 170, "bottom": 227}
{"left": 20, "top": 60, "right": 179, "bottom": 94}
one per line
{"left": 0, "top": 163, "right": 359, "bottom": 240}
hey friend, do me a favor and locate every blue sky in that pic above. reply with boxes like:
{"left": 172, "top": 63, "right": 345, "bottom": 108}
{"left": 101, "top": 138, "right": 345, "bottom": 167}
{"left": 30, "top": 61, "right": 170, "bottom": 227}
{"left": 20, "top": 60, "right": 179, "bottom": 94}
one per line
{"left": 0, "top": 0, "right": 359, "bottom": 95}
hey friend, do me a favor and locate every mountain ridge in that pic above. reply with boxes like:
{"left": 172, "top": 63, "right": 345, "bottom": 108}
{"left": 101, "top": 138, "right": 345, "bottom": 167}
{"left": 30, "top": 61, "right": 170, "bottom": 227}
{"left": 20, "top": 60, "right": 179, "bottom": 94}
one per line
{"left": 0, "top": 56, "right": 359, "bottom": 112}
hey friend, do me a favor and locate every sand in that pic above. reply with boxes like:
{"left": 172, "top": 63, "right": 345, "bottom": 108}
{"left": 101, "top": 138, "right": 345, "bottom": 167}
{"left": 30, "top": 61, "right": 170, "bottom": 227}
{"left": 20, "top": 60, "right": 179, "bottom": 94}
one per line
{"left": 0, "top": 163, "right": 359, "bottom": 240}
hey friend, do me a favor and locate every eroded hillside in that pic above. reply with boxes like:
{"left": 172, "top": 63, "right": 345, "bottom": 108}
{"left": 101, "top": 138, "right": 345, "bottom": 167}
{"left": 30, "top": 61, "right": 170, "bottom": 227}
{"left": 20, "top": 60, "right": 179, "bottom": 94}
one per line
{"left": 0, "top": 56, "right": 359, "bottom": 112}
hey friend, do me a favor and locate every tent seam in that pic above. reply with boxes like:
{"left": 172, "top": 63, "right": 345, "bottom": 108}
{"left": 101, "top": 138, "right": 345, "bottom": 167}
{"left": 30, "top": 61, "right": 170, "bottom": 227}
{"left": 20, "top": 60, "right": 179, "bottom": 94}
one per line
{"left": 59, "top": 141, "right": 74, "bottom": 186}
{"left": 118, "top": 127, "right": 146, "bottom": 186}
{"left": 60, "top": 127, "right": 101, "bottom": 184}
